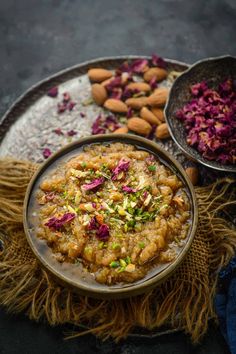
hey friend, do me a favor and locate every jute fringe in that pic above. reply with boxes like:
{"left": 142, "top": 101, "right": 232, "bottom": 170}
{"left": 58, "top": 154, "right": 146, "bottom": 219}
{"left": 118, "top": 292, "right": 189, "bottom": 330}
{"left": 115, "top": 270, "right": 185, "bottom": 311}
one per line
{"left": 0, "top": 159, "right": 235, "bottom": 342}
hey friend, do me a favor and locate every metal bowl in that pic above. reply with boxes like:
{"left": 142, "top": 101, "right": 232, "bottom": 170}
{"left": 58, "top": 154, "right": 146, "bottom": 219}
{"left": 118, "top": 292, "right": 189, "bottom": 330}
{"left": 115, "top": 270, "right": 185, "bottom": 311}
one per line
{"left": 23, "top": 134, "right": 198, "bottom": 299}
{"left": 165, "top": 55, "right": 236, "bottom": 173}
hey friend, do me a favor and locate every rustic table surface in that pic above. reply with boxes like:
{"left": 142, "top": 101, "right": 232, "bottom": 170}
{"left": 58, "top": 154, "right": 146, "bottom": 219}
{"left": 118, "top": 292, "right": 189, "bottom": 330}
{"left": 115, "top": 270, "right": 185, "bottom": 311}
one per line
{"left": 0, "top": 0, "right": 235, "bottom": 353}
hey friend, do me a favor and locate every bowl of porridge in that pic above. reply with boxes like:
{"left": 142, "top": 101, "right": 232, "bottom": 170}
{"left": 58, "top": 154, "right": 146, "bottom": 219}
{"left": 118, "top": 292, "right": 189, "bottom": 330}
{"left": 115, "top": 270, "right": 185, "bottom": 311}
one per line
{"left": 23, "top": 134, "right": 198, "bottom": 298}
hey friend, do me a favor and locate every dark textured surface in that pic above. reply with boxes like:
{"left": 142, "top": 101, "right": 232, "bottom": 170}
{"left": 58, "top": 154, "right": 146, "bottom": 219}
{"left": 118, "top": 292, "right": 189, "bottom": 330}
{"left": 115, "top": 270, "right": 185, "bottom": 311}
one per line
{"left": 0, "top": 0, "right": 235, "bottom": 353}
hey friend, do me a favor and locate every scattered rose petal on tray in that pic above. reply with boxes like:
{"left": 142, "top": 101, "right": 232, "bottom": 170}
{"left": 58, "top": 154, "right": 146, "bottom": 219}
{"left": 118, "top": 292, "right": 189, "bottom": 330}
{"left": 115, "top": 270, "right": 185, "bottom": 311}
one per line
{"left": 67, "top": 130, "right": 77, "bottom": 136}
{"left": 47, "top": 86, "right": 58, "bottom": 97}
{"left": 91, "top": 114, "right": 121, "bottom": 135}
{"left": 53, "top": 128, "right": 64, "bottom": 135}
{"left": 42, "top": 148, "right": 52, "bottom": 159}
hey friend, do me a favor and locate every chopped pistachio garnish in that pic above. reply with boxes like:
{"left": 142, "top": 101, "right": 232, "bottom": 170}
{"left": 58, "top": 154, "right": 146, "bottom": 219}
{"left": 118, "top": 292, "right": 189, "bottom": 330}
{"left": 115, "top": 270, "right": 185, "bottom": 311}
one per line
{"left": 125, "top": 256, "right": 131, "bottom": 264}
{"left": 148, "top": 165, "right": 156, "bottom": 172}
{"left": 110, "top": 261, "right": 120, "bottom": 268}
{"left": 138, "top": 242, "right": 145, "bottom": 249}
{"left": 119, "top": 259, "right": 127, "bottom": 267}
{"left": 112, "top": 243, "right": 121, "bottom": 250}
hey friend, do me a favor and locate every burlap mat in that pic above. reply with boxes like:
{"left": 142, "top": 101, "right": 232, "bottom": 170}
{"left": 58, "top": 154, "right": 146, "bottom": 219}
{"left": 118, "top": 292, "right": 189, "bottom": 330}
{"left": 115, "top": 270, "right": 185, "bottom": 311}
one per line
{"left": 0, "top": 159, "right": 236, "bottom": 342}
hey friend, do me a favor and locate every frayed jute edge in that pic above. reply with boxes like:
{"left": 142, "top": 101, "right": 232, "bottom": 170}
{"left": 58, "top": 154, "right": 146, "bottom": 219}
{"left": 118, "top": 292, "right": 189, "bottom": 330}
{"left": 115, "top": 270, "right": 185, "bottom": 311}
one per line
{"left": 0, "top": 159, "right": 235, "bottom": 343}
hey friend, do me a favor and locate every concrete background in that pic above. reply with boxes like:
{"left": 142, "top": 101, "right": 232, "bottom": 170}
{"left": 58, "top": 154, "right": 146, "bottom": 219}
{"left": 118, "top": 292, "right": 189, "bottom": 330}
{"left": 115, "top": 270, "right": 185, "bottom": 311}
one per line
{"left": 0, "top": 0, "right": 235, "bottom": 353}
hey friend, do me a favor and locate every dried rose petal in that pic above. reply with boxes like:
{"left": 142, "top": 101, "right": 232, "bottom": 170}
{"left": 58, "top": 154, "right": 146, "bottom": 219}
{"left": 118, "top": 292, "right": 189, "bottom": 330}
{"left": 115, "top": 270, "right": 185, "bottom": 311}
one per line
{"left": 47, "top": 86, "right": 58, "bottom": 98}
{"left": 53, "top": 128, "right": 64, "bottom": 135}
{"left": 131, "top": 59, "right": 148, "bottom": 73}
{"left": 96, "top": 224, "right": 110, "bottom": 241}
{"left": 105, "top": 76, "right": 122, "bottom": 91}
{"left": 149, "top": 76, "right": 158, "bottom": 90}
{"left": 57, "top": 102, "right": 67, "bottom": 113}
{"left": 116, "top": 61, "right": 131, "bottom": 74}
{"left": 43, "top": 148, "right": 52, "bottom": 159}
{"left": 122, "top": 185, "right": 137, "bottom": 193}
{"left": 145, "top": 155, "right": 155, "bottom": 164}
{"left": 82, "top": 177, "right": 105, "bottom": 191}
{"left": 67, "top": 130, "right": 77, "bottom": 136}
{"left": 45, "top": 192, "right": 55, "bottom": 202}
{"left": 112, "top": 158, "right": 130, "bottom": 180}
{"left": 91, "top": 115, "right": 105, "bottom": 135}
{"left": 147, "top": 124, "right": 157, "bottom": 140}
{"left": 45, "top": 213, "right": 75, "bottom": 230}
{"left": 87, "top": 216, "right": 98, "bottom": 230}
{"left": 63, "top": 92, "right": 71, "bottom": 103}
{"left": 68, "top": 101, "right": 76, "bottom": 111}
{"left": 127, "top": 107, "right": 134, "bottom": 118}
{"left": 80, "top": 112, "right": 86, "bottom": 118}
{"left": 91, "top": 114, "right": 120, "bottom": 135}
{"left": 143, "top": 191, "right": 148, "bottom": 199}
{"left": 191, "top": 82, "right": 208, "bottom": 96}
{"left": 151, "top": 54, "right": 167, "bottom": 69}
{"left": 110, "top": 88, "right": 123, "bottom": 100}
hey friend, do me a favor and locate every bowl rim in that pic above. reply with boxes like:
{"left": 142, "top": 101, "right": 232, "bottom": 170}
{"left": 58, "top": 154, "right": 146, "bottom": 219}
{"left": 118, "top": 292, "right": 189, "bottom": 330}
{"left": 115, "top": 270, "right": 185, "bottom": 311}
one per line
{"left": 164, "top": 54, "right": 236, "bottom": 173}
{"left": 23, "top": 134, "right": 198, "bottom": 299}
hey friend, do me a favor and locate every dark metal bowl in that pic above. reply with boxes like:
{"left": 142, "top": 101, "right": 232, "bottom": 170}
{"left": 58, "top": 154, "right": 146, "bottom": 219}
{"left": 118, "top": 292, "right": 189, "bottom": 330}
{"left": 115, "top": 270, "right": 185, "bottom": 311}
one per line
{"left": 165, "top": 55, "right": 236, "bottom": 173}
{"left": 23, "top": 134, "right": 198, "bottom": 299}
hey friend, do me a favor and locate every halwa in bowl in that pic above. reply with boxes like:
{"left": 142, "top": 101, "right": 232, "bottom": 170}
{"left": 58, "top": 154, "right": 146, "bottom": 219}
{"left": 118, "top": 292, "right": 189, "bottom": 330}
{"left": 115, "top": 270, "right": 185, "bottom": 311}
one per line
{"left": 24, "top": 134, "right": 198, "bottom": 298}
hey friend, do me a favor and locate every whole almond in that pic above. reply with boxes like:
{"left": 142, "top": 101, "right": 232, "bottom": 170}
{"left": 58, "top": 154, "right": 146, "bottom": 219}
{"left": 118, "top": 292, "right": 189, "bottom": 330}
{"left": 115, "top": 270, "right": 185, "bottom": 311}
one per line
{"left": 185, "top": 167, "right": 199, "bottom": 186}
{"left": 151, "top": 108, "right": 165, "bottom": 122}
{"left": 143, "top": 67, "right": 168, "bottom": 82}
{"left": 113, "top": 126, "right": 129, "bottom": 134}
{"left": 88, "top": 68, "right": 113, "bottom": 82}
{"left": 140, "top": 107, "right": 161, "bottom": 125}
{"left": 91, "top": 84, "right": 107, "bottom": 106}
{"left": 127, "top": 117, "right": 152, "bottom": 136}
{"left": 125, "top": 97, "right": 148, "bottom": 109}
{"left": 104, "top": 98, "right": 128, "bottom": 113}
{"left": 155, "top": 123, "right": 170, "bottom": 139}
{"left": 147, "top": 88, "right": 169, "bottom": 107}
{"left": 126, "top": 82, "right": 151, "bottom": 92}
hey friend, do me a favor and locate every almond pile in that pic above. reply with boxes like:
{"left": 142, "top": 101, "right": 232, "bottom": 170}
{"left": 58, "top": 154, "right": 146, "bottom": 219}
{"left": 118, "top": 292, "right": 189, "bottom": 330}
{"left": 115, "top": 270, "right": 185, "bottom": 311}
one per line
{"left": 87, "top": 56, "right": 170, "bottom": 139}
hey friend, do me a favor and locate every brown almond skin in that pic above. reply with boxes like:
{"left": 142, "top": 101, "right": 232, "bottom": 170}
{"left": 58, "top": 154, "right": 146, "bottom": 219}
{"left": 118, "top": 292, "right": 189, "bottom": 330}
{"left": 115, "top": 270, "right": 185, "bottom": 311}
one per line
{"left": 91, "top": 84, "right": 108, "bottom": 106}
{"left": 127, "top": 117, "right": 152, "bottom": 136}
{"left": 101, "top": 78, "right": 112, "bottom": 87}
{"left": 151, "top": 108, "right": 165, "bottom": 122}
{"left": 140, "top": 107, "right": 161, "bottom": 125}
{"left": 112, "top": 126, "right": 129, "bottom": 134}
{"left": 125, "top": 97, "right": 148, "bottom": 109}
{"left": 126, "top": 82, "right": 151, "bottom": 92}
{"left": 88, "top": 68, "right": 113, "bottom": 82}
{"left": 185, "top": 167, "right": 199, "bottom": 186}
{"left": 143, "top": 67, "right": 168, "bottom": 82}
{"left": 104, "top": 98, "right": 128, "bottom": 113}
{"left": 147, "top": 88, "right": 169, "bottom": 107}
{"left": 155, "top": 123, "right": 170, "bottom": 139}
